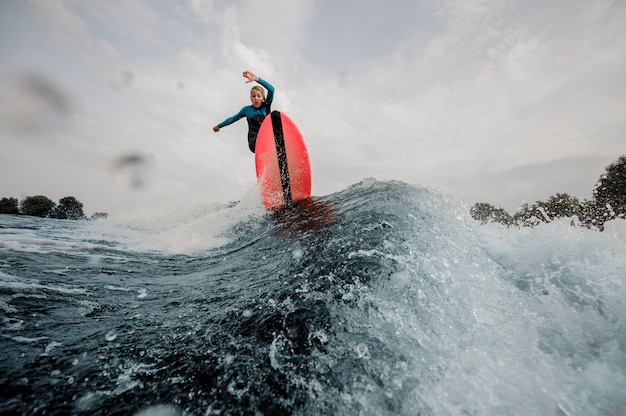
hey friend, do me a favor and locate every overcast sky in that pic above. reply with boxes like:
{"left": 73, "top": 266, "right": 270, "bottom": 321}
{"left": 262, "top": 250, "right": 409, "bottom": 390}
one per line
{"left": 1, "top": 0, "right": 624, "bottom": 215}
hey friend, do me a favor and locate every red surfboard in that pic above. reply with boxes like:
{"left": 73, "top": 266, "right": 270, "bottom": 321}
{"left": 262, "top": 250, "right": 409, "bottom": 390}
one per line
{"left": 255, "top": 111, "right": 312, "bottom": 210}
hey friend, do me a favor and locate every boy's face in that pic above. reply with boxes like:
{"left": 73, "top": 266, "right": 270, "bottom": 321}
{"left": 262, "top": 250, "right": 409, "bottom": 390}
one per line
{"left": 250, "top": 89, "right": 264, "bottom": 108}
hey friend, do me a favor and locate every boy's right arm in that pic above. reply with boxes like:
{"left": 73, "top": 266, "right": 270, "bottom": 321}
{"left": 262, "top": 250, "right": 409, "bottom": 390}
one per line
{"left": 214, "top": 108, "right": 246, "bottom": 132}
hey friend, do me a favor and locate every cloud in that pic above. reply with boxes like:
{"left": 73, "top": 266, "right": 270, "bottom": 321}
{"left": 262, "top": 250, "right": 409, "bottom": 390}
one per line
{"left": 1, "top": 0, "right": 624, "bottom": 215}
{"left": 0, "top": 70, "right": 71, "bottom": 136}
{"left": 189, "top": 0, "right": 216, "bottom": 23}
{"left": 462, "top": 155, "right": 615, "bottom": 211}
{"left": 13, "top": 0, "right": 92, "bottom": 47}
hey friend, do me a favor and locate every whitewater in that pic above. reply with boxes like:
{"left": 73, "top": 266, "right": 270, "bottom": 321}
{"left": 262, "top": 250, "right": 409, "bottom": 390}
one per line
{"left": 0, "top": 179, "right": 624, "bottom": 416}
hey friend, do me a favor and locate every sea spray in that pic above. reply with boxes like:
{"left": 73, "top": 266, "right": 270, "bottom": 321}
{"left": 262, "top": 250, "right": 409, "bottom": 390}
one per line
{"left": 0, "top": 180, "right": 624, "bottom": 415}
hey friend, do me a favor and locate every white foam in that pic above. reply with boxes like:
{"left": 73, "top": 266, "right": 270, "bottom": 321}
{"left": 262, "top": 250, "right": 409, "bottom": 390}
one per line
{"left": 83, "top": 185, "right": 266, "bottom": 254}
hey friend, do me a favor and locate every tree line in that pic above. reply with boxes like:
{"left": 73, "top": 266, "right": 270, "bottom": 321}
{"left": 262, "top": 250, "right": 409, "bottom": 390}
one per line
{"left": 471, "top": 155, "right": 626, "bottom": 231}
{"left": 3, "top": 156, "right": 624, "bottom": 227}
{"left": 0, "top": 195, "right": 107, "bottom": 220}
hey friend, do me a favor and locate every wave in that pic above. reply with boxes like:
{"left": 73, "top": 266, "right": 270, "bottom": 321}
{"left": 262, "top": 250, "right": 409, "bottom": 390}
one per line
{"left": 0, "top": 179, "right": 624, "bottom": 415}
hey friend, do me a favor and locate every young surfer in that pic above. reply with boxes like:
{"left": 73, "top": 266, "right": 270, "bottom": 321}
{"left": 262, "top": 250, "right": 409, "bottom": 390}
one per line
{"left": 213, "top": 70, "right": 275, "bottom": 153}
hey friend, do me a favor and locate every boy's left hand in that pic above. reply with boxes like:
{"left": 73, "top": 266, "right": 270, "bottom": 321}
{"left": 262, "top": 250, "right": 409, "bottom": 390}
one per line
{"left": 243, "top": 71, "right": 258, "bottom": 83}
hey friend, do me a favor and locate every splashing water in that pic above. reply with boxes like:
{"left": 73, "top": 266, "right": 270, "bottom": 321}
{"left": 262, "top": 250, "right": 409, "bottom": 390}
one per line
{"left": 1, "top": 179, "right": 624, "bottom": 415}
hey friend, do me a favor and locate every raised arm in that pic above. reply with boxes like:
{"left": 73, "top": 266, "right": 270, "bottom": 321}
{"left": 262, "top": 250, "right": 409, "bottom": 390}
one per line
{"left": 243, "top": 71, "right": 275, "bottom": 105}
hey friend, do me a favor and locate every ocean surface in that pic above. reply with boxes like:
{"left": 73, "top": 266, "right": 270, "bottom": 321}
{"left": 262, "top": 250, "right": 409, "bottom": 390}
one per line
{"left": 1, "top": 179, "right": 624, "bottom": 416}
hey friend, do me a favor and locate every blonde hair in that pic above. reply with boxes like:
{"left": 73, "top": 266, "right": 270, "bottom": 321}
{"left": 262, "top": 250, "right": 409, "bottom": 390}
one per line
{"left": 250, "top": 86, "right": 265, "bottom": 100}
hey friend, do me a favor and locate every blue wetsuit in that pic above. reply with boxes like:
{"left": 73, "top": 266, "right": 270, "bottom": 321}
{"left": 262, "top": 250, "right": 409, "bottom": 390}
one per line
{"left": 217, "top": 78, "right": 275, "bottom": 153}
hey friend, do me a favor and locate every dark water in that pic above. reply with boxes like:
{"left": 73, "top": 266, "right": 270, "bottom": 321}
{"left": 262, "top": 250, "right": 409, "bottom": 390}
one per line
{"left": 1, "top": 180, "right": 625, "bottom": 415}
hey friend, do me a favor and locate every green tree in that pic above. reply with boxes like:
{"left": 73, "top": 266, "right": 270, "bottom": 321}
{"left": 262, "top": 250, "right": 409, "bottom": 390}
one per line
{"left": 470, "top": 202, "right": 495, "bottom": 224}
{"left": 470, "top": 155, "right": 625, "bottom": 231}
{"left": 593, "top": 155, "right": 626, "bottom": 222}
{"left": 470, "top": 202, "right": 514, "bottom": 225}
{"left": 513, "top": 203, "right": 542, "bottom": 227}
{"left": 0, "top": 197, "right": 19, "bottom": 214}
{"left": 20, "top": 195, "right": 56, "bottom": 218}
{"left": 535, "top": 193, "right": 581, "bottom": 221}
{"left": 576, "top": 199, "right": 603, "bottom": 230}
{"left": 90, "top": 212, "right": 108, "bottom": 220}
{"left": 54, "top": 196, "right": 85, "bottom": 220}
{"left": 508, "top": 194, "right": 583, "bottom": 227}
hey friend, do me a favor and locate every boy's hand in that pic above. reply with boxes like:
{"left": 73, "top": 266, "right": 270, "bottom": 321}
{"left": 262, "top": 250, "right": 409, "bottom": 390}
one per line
{"left": 243, "top": 70, "right": 258, "bottom": 83}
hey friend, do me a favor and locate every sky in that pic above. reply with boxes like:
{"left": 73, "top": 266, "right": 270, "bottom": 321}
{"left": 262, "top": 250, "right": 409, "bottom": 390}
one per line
{"left": 1, "top": 0, "right": 625, "bottom": 215}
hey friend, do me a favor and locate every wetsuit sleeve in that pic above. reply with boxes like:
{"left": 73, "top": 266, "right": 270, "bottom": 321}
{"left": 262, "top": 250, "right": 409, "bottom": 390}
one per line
{"left": 257, "top": 78, "right": 275, "bottom": 106}
{"left": 217, "top": 108, "right": 247, "bottom": 128}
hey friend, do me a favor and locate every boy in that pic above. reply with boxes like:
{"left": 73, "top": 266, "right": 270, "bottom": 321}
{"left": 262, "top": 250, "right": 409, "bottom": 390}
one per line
{"left": 213, "top": 70, "right": 275, "bottom": 153}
